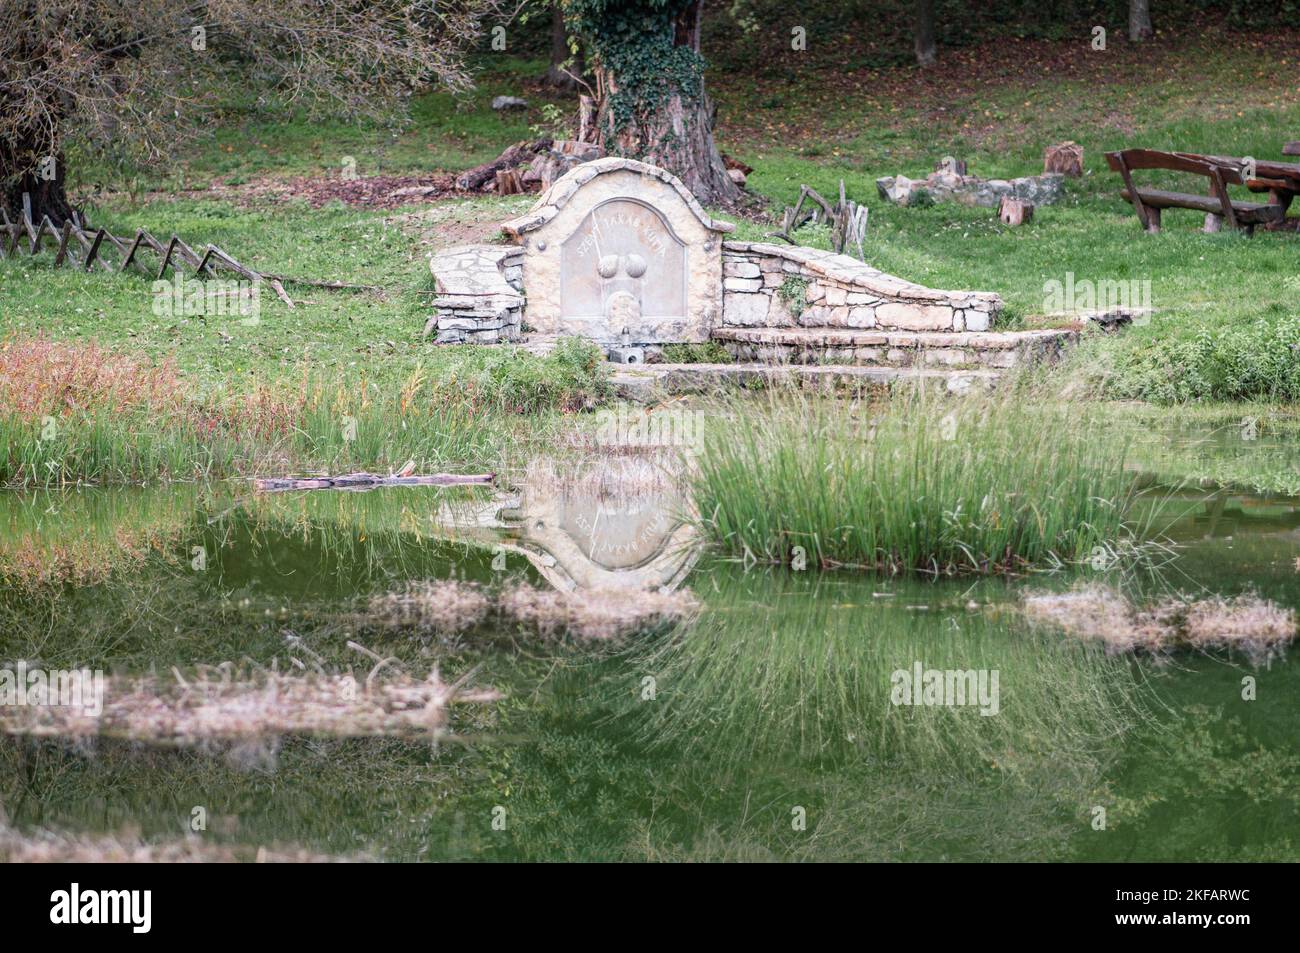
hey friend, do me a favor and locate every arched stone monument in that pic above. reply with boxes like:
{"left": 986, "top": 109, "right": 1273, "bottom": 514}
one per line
{"left": 501, "top": 158, "right": 734, "bottom": 346}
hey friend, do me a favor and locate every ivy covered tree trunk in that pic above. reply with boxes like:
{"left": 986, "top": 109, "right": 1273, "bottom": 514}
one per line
{"left": 571, "top": 0, "right": 738, "bottom": 205}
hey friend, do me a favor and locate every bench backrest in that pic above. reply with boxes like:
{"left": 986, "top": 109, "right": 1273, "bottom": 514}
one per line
{"left": 1104, "top": 149, "right": 1244, "bottom": 185}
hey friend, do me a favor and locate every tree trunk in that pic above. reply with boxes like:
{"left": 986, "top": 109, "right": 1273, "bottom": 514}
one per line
{"left": 914, "top": 0, "right": 937, "bottom": 67}
{"left": 590, "top": 0, "right": 738, "bottom": 205}
{"left": 544, "top": 3, "right": 583, "bottom": 90}
{"left": 1, "top": 134, "right": 76, "bottom": 226}
{"left": 1129, "top": 0, "right": 1153, "bottom": 42}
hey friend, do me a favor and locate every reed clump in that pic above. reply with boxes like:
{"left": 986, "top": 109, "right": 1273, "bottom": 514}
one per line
{"left": 691, "top": 388, "right": 1138, "bottom": 574}
{"left": 0, "top": 666, "right": 500, "bottom": 745}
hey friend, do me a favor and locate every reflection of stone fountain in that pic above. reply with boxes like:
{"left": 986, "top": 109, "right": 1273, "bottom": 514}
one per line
{"left": 429, "top": 461, "right": 700, "bottom": 593}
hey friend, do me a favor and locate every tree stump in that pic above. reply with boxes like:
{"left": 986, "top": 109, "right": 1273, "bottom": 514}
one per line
{"left": 1044, "top": 141, "right": 1084, "bottom": 177}
{"left": 494, "top": 168, "right": 524, "bottom": 195}
{"left": 997, "top": 197, "right": 1034, "bottom": 226}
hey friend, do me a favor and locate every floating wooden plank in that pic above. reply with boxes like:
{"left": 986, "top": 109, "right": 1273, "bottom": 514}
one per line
{"left": 254, "top": 471, "right": 495, "bottom": 493}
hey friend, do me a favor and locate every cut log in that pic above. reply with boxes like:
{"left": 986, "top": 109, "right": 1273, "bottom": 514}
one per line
{"left": 254, "top": 471, "right": 495, "bottom": 493}
{"left": 933, "top": 156, "right": 968, "bottom": 175}
{"left": 494, "top": 168, "right": 525, "bottom": 196}
{"left": 454, "top": 138, "right": 552, "bottom": 192}
{"left": 1044, "top": 141, "right": 1084, "bottom": 177}
{"left": 997, "top": 197, "right": 1034, "bottom": 226}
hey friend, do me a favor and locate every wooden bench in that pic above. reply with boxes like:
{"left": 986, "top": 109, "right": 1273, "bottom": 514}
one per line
{"left": 1104, "top": 149, "right": 1284, "bottom": 235}
{"left": 1284, "top": 141, "right": 1300, "bottom": 157}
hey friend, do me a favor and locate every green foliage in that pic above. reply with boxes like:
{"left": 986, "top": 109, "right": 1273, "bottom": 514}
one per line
{"left": 1085, "top": 312, "right": 1300, "bottom": 403}
{"left": 565, "top": 0, "right": 706, "bottom": 136}
{"left": 777, "top": 275, "right": 809, "bottom": 317}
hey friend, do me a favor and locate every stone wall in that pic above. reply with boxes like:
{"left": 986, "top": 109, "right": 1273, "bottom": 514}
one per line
{"left": 876, "top": 171, "right": 1065, "bottom": 208}
{"left": 426, "top": 245, "right": 525, "bottom": 344}
{"left": 721, "top": 241, "right": 1001, "bottom": 333}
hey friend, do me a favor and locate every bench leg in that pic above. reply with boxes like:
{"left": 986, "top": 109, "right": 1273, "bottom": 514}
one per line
{"left": 1242, "top": 224, "right": 1255, "bottom": 238}
{"left": 1204, "top": 212, "right": 1223, "bottom": 233}
{"left": 1144, "top": 207, "right": 1161, "bottom": 234}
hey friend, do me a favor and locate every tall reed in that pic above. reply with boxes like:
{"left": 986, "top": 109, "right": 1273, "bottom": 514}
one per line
{"left": 691, "top": 388, "right": 1139, "bottom": 573}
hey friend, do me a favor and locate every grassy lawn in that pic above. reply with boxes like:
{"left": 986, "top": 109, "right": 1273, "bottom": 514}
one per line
{"left": 1, "top": 24, "right": 1297, "bottom": 485}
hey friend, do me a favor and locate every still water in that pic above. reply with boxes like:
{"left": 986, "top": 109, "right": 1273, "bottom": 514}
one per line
{"left": 0, "top": 461, "right": 1296, "bottom": 861}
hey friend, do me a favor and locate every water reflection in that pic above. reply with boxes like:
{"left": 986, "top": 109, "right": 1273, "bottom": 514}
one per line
{"left": 0, "top": 422, "right": 1297, "bottom": 861}
{"left": 431, "top": 455, "right": 700, "bottom": 592}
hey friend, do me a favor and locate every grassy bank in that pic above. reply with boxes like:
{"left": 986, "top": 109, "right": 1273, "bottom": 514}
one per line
{"left": 0, "top": 335, "right": 608, "bottom": 487}
{"left": 1, "top": 22, "right": 1296, "bottom": 479}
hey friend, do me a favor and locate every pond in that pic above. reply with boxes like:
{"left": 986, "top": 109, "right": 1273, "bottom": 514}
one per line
{"left": 1, "top": 431, "right": 1297, "bottom": 862}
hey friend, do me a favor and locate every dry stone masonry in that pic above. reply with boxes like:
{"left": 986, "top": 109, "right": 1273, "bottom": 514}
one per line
{"left": 426, "top": 157, "right": 1077, "bottom": 388}
{"left": 719, "top": 241, "right": 1000, "bottom": 333}
{"left": 425, "top": 244, "right": 524, "bottom": 344}
{"left": 876, "top": 169, "right": 1065, "bottom": 209}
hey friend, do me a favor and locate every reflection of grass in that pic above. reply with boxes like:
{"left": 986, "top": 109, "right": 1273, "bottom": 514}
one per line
{"left": 0, "top": 486, "right": 199, "bottom": 587}
{"left": 472, "top": 565, "right": 1151, "bottom": 861}
{"left": 693, "top": 389, "right": 1138, "bottom": 573}
{"left": 626, "top": 567, "right": 1146, "bottom": 775}
{"left": 1112, "top": 402, "right": 1300, "bottom": 496}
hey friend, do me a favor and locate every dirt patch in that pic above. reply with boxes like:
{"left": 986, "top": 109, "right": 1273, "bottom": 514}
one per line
{"left": 210, "top": 171, "right": 459, "bottom": 209}
{"left": 394, "top": 198, "right": 528, "bottom": 252}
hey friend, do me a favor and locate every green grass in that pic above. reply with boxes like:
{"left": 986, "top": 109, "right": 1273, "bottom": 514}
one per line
{"left": 3, "top": 21, "right": 1298, "bottom": 490}
{"left": 691, "top": 389, "right": 1140, "bottom": 573}
{"left": 0, "top": 335, "right": 608, "bottom": 487}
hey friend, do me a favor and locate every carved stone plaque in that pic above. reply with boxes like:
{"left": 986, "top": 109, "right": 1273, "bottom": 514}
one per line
{"left": 500, "top": 158, "right": 732, "bottom": 345}
{"left": 560, "top": 199, "right": 686, "bottom": 327}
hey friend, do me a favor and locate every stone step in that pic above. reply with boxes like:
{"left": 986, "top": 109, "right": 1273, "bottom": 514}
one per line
{"left": 710, "top": 327, "right": 1077, "bottom": 370}
{"left": 609, "top": 362, "right": 1001, "bottom": 403}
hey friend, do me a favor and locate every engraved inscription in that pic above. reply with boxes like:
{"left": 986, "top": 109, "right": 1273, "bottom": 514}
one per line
{"left": 560, "top": 199, "right": 686, "bottom": 322}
